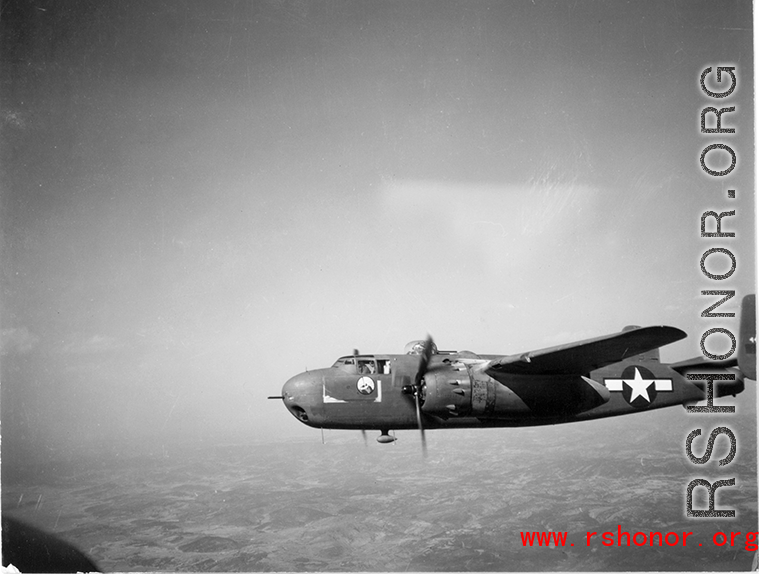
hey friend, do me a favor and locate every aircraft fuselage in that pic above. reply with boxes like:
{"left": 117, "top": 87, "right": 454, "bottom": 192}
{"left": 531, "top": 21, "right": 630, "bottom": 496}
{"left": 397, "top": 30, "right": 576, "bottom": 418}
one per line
{"left": 280, "top": 352, "right": 742, "bottom": 431}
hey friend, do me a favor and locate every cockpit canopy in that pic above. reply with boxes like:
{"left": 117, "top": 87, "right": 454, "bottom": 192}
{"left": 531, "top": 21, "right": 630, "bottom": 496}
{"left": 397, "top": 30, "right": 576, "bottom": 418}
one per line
{"left": 331, "top": 356, "right": 391, "bottom": 374}
{"left": 404, "top": 340, "right": 438, "bottom": 355}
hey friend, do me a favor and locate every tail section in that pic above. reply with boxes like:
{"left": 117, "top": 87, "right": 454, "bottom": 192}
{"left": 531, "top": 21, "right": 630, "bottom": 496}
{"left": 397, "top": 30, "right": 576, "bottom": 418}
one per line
{"left": 668, "top": 294, "right": 754, "bottom": 400}
{"left": 585, "top": 304, "right": 753, "bottom": 417}
{"left": 738, "top": 294, "right": 756, "bottom": 380}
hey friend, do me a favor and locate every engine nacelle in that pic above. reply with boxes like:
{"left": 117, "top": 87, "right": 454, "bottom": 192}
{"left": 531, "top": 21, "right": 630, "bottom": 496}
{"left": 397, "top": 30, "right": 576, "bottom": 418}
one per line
{"left": 421, "top": 369, "right": 473, "bottom": 418}
{"left": 421, "top": 367, "right": 532, "bottom": 419}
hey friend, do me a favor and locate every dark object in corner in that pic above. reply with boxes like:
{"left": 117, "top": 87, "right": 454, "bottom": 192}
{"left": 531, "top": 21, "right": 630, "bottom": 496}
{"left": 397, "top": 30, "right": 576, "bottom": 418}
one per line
{"left": 2, "top": 516, "right": 100, "bottom": 573}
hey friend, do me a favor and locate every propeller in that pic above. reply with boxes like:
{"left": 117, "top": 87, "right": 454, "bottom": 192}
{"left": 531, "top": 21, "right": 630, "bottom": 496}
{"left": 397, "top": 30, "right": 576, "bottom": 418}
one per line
{"left": 415, "top": 336, "right": 434, "bottom": 386}
{"left": 415, "top": 390, "right": 427, "bottom": 457}
{"left": 410, "top": 335, "right": 435, "bottom": 457}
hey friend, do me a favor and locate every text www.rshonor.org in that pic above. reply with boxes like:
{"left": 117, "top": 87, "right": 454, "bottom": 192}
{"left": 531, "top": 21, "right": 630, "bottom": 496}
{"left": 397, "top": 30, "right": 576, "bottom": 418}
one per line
{"left": 520, "top": 526, "right": 759, "bottom": 550}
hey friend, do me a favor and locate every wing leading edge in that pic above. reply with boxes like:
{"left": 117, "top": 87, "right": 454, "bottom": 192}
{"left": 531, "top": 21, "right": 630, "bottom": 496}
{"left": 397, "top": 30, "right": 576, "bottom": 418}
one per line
{"left": 484, "top": 326, "right": 687, "bottom": 377}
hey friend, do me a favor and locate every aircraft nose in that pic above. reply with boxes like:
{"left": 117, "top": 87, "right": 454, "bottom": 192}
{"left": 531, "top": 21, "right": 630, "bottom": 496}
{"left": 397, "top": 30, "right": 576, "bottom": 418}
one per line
{"left": 281, "top": 372, "right": 321, "bottom": 425}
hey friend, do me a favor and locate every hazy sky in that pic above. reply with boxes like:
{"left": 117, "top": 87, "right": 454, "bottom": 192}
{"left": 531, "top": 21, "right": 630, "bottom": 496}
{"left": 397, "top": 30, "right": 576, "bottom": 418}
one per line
{"left": 1, "top": 1, "right": 754, "bottom": 464}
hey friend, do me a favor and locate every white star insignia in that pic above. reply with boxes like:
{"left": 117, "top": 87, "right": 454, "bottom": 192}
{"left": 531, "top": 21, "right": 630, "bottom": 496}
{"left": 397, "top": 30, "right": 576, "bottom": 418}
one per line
{"left": 625, "top": 368, "right": 653, "bottom": 402}
{"left": 604, "top": 368, "right": 673, "bottom": 403}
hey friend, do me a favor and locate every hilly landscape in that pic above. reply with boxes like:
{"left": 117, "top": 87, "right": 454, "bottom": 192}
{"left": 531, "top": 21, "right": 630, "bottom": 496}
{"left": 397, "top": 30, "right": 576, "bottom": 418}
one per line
{"left": 4, "top": 402, "right": 757, "bottom": 571}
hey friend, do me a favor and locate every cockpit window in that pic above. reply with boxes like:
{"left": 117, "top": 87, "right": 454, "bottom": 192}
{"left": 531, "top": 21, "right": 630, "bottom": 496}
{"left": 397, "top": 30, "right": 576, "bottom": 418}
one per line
{"left": 404, "top": 340, "right": 439, "bottom": 355}
{"left": 357, "top": 359, "right": 376, "bottom": 374}
{"left": 332, "top": 357, "right": 355, "bottom": 368}
{"left": 331, "top": 356, "right": 391, "bottom": 374}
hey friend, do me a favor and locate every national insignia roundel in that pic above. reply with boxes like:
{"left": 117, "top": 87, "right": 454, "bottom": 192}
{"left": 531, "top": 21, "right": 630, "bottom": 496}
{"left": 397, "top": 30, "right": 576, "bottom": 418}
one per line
{"left": 356, "top": 376, "right": 375, "bottom": 395}
{"left": 603, "top": 366, "right": 673, "bottom": 409}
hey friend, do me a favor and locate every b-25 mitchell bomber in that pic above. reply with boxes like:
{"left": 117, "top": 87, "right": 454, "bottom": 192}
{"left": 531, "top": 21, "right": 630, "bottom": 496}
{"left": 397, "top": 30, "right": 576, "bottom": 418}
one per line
{"left": 270, "top": 296, "right": 755, "bottom": 450}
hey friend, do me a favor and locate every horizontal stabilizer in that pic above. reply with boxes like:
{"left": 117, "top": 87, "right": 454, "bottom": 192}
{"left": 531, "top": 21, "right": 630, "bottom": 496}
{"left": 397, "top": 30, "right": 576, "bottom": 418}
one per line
{"left": 669, "top": 356, "right": 738, "bottom": 374}
{"left": 485, "top": 326, "right": 687, "bottom": 377}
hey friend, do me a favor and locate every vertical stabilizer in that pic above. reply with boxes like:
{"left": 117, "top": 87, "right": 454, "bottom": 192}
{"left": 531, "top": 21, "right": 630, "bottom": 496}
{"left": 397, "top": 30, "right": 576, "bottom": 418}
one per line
{"left": 738, "top": 294, "right": 756, "bottom": 380}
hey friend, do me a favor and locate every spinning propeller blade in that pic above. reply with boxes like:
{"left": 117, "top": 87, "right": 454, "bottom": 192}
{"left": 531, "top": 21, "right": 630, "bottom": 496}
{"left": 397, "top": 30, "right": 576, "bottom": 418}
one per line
{"left": 412, "top": 335, "right": 434, "bottom": 457}
{"left": 416, "top": 335, "right": 434, "bottom": 385}
{"left": 414, "top": 392, "right": 427, "bottom": 457}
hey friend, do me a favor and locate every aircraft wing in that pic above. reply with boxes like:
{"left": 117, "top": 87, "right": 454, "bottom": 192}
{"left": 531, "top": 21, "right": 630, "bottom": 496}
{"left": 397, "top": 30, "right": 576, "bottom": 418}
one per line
{"left": 484, "top": 326, "right": 687, "bottom": 376}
